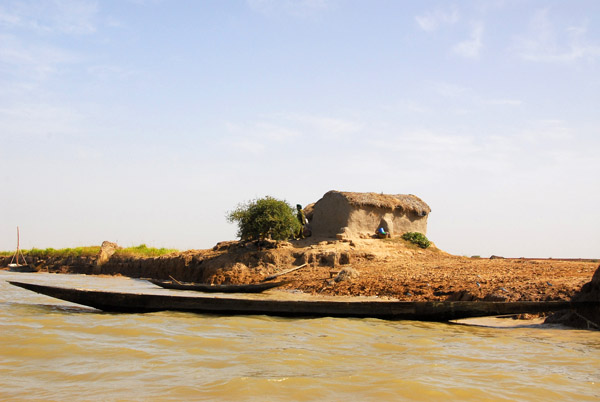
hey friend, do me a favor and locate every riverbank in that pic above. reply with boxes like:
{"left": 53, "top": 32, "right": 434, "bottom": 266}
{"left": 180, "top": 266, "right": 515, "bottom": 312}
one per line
{"left": 2, "top": 238, "right": 597, "bottom": 303}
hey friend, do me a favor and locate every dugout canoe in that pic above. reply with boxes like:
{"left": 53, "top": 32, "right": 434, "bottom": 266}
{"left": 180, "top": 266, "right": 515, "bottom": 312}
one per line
{"left": 8, "top": 264, "right": 36, "bottom": 272}
{"left": 148, "top": 279, "right": 289, "bottom": 293}
{"left": 7, "top": 280, "right": 587, "bottom": 321}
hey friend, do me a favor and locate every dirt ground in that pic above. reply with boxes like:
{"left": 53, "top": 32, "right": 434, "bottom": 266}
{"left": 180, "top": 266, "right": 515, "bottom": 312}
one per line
{"left": 7, "top": 236, "right": 595, "bottom": 304}
{"left": 232, "top": 237, "right": 598, "bottom": 302}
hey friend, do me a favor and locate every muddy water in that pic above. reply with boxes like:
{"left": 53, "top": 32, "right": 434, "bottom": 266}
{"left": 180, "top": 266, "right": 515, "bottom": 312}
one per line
{"left": 1, "top": 272, "right": 598, "bottom": 401}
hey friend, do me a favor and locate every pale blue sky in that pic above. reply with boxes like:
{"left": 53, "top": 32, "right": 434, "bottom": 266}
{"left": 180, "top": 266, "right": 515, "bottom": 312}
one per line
{"left": 1, "top": 0, "right": 599, "bottom": 258}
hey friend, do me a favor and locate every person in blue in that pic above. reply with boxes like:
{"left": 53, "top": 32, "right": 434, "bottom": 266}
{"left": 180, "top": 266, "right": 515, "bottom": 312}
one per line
{"left": 376, "top": 227, "right": 389, "bottom": 239}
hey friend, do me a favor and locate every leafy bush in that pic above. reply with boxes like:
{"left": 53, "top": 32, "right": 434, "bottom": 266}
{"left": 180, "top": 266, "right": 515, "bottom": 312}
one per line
{"left": 401, "top": 232, "right": 431, "bottom": 249}
{"left": 227, "top": 196, "right": 301, "bottom": 241}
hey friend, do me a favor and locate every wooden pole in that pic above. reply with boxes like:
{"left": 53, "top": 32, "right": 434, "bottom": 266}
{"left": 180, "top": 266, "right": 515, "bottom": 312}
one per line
{"left": 16, "top": 226, "right": 20, "bottom": 264}
{"left": 264, "top": 263, "right": 308, "bottom": 281}
{"left": 169, "top": 275, "right": 184, "bottom": 285}
{"left": 16, "top": 226, "right": 27, "bottom": 266}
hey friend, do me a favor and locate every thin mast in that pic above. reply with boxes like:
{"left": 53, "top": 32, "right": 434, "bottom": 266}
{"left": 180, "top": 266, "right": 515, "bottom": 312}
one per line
{"left": 16, "top": 226, "right": 20, "bottom": 258}
{"left": 10, "top": 226, "right": 26, "bottom": 266}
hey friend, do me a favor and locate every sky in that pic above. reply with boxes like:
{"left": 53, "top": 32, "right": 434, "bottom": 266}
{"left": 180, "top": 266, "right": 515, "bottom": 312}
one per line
{"left": 1, "top": 0, "right": 599, "bottom": 258}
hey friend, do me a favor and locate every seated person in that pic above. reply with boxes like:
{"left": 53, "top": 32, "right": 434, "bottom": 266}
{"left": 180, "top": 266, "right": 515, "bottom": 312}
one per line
{"left": 376, "top": 227, "right": 390, "bottom": 239}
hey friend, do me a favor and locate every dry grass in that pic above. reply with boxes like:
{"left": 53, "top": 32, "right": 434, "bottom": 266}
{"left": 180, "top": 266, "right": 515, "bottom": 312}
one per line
{"left": 334, "top": 191, "right": 431, "bottom": 215}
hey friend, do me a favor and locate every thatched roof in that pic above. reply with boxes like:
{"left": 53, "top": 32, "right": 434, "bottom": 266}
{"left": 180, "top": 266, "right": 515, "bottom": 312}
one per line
{"left": 328, "top": 191, "right": 431, "bottom": 216}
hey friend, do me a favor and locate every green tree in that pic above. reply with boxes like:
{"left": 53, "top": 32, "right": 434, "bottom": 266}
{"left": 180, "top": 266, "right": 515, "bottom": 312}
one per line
{"left": 227, "top": 196, "right": 301, "bottom": 241}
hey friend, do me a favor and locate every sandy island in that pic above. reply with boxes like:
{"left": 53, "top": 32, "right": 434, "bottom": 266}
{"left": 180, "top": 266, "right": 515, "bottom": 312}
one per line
{"left": 5, "top": 237, "right": 596, "bottom": 303}
{"left": 3, "top": 237, "right": 599, "bottom": 328}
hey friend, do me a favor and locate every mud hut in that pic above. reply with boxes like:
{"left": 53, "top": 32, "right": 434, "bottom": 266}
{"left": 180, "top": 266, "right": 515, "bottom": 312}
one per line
{"left": 309, "top": 191, "right": 431, "bottom": 239}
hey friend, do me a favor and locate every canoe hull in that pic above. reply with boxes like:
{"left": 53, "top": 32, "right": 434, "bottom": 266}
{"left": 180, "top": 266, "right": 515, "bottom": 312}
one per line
{"left": 148, "top": 279, "right": 288, "bottom": 293}
{"left": 8, "top": 264, "right": 36, "bottom": 273}
{"left": 8, "top": 281, "right": 581, "bottom": 321}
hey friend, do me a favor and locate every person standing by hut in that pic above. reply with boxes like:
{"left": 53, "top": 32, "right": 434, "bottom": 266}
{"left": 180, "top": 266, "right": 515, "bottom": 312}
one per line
{"left": 296, "top": 204, "right": 307, "bottom": 239}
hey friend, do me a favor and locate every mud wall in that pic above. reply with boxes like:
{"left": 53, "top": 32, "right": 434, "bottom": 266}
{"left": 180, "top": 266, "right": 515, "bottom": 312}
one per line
{"left": 310, "top": 192, "right": 353, "bottom": 238}
{"left": 1, "top": 244, "right": 355, "bottom": 284}
{"left": 0, "top": 254, "right": 208, "bottom": 282}
{"left": 348, "top": 207, "right": 428, "bottom": 237}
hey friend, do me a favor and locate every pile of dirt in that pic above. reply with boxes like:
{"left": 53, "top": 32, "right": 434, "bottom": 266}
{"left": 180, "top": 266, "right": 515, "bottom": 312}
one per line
{"left": 199, "top": 237, "right": 598, "bottom": 303}
{"left": 544, "top": 265, "right": 600, "bottom": 329}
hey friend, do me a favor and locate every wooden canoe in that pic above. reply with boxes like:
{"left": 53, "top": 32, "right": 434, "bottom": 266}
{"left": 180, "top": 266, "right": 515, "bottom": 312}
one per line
{"left": 7, "top": 280, "right": 586, "bottom": 321}
{"left": 148, "top": 279, "right": 289, "bottom": 293}
{"left": 8, "top": 264, "right": 36, "bottom": 273}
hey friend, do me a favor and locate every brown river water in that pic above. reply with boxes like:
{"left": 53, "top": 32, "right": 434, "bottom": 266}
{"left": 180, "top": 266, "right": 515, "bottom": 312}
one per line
{"left": 1, "top": 271, "right": 599, "bottom": 401}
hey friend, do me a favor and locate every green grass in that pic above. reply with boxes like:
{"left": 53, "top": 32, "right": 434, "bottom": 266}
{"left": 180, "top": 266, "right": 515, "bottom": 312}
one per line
{"left": 382, "top": 237, "right": 418, "bottom": 245}
{"left": 115, "top": 244, "right": 178, "bottom": 257}
{"left": 1, "top": 244, "right": 178, "bottom": 259}
{"left": 381, "top": 236, "right": 440, "bottom": 253}
{"left": 4, "top": 246, "right": 102, "bottom": 258}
